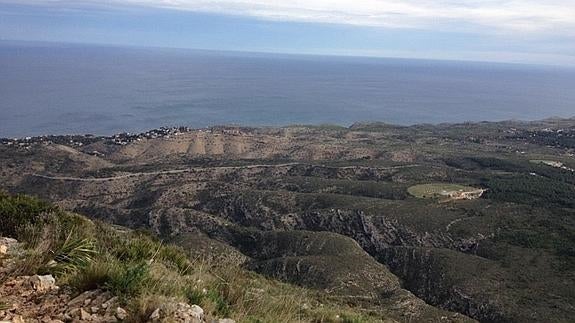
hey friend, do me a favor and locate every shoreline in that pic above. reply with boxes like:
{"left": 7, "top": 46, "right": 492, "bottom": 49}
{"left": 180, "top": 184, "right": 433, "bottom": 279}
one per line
{"left": 2, "top": 116, "right": 574, "bottom": 141}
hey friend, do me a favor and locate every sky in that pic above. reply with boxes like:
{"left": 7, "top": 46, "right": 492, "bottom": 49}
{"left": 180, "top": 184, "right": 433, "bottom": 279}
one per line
{"left": 1, "top": 0, "right": 574, "bottom": 66}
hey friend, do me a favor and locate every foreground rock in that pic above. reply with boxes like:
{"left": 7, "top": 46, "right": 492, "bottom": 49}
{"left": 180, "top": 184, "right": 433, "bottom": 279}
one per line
{"left": 1, "top": 238, "right": 236, "bottom": 322}
{"left": 0, "top": 274, "right": 121, "bottom": 323}
{"left": 29, "top": 275, "right": 57, "bottom": 292}
{"left": 0, "top": 238, "right": 119, "bottom": 322}
{"left": 148, "top": 302, "right": 211, "bottom": 323}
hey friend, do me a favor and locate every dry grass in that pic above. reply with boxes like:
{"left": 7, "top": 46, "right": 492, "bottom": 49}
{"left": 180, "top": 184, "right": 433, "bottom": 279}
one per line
{"left": 0, "top": 301, "right": 9, "bottom": 311}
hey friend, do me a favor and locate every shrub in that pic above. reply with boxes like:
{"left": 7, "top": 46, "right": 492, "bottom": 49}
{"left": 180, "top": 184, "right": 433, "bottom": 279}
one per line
{"left": 49, "top": 232, "right": 97, "bottom": 275}
{"left": 205, "top": 288, "right": 231, "bottom": 317}
{"left": 68, "top": 259, "right": 115, "bottom": 292}
{"left": 157, "top": 246, "right": 192, "bottom": 274}
{"left": 109, "top": 235, "right": 157, "bottom": 261}
{"left": 0, "top": 193, "right": 55, "bottom": 238}
{"left": 184, "top": 287, "right": 204, "bottom": 305}
{"left": 106, "top": 262, "right": 150, "bottom": 297}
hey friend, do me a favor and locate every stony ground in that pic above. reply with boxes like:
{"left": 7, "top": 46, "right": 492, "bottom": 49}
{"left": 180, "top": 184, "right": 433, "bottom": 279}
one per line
{"left": 0, "top": 238, "right": 232, "bottom": 323}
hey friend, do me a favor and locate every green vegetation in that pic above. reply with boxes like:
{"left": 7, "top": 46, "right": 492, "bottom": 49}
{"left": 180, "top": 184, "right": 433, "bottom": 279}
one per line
{"left": 446, "top": 156, "right": 575, "bottom": 185}
{"left": 483, "top": 175, "right": 575, "bottom": 208}
{"left": 260, "top": 176, "right": 408, "bottom": 200}
{"left": 0, "top": 192, "right": 381, "bottom": 322}
{"left": 50, "top": 232, "right": 98, "bottom": 275}
{"left": 0, "top": 192, "right": 56, "bottom": 237}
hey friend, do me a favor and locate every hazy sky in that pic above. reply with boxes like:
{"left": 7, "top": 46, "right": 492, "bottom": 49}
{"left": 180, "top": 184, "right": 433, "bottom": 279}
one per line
{"left": 1, "top": 0, "right": 574, "bottom": 65}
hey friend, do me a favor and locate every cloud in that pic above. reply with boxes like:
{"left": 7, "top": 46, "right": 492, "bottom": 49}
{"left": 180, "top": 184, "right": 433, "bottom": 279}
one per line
{"left": 5, "top": 0, "right": 575, "bottom": 34}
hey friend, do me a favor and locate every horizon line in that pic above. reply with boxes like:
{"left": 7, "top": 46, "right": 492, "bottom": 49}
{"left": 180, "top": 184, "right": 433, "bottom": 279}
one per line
{"left": 1, "top": 38, "right": 573, "bottom": 70}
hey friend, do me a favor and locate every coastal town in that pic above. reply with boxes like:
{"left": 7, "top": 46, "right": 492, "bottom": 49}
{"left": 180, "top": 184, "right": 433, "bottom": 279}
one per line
{"left": 0, "top": 126, "right": 261, "bottom": 150}
{"left": 0, "top": 126, "right": 197, "bottom": 149}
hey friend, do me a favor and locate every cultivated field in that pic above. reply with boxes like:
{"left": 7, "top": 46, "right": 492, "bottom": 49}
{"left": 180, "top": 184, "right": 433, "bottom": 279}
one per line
{"left": 408, "top": 183, "right": 480, "bottom": 199}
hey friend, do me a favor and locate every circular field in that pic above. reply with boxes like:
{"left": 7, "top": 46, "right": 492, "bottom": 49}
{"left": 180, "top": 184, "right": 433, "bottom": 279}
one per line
{"left": 407, "top": 183, "right": 479, "bottom": 199}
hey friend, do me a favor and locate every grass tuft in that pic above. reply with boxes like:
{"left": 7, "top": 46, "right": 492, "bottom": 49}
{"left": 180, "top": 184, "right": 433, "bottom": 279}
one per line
{"left": 105, "top": 262, "right": 150, "bottom": 297}
{"left": 49, "top": 232, "right": 97, "bottom": 275}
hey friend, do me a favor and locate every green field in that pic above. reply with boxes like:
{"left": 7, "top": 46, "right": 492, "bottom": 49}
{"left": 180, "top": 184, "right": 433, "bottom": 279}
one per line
{"left": 408, "top": 183, "right": 479, "bottom": 199}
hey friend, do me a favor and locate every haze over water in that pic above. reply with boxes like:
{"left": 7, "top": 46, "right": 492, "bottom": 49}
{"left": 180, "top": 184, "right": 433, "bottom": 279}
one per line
{"left": 1, "top": 42, "right": 574, "bottom": 138}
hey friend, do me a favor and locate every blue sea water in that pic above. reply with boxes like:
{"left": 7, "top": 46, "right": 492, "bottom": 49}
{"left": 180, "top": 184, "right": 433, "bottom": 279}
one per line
{"left": 1, "top": 42, "right": 574, "bottom": 137}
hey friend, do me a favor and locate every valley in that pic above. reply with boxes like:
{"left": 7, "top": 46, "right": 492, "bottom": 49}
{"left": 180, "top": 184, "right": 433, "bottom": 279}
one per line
{"left": 2, "top": 118, "right": 575, "bottom": 322}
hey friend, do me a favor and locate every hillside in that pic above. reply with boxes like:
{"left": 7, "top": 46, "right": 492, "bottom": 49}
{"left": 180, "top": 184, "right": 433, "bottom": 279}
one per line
{"left": 0, "top": 193, "right": 402, "bottom": 322}
{"left": 1, "top": 119, "right": 575, "bottom": 322}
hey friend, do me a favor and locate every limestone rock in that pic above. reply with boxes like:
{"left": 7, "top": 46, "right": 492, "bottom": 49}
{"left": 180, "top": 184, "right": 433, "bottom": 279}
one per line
{"left": 0, "top": 238, "right": 19, "bottom": 260}
{"left": 149, "top": 308, "right": 161, "bottom": 322}
{"left": 29, "top": 274, "right": 56, "bottom": 292}
{"left": 115, "top": 307, "right": 127, "bottom": 321}
{"left": 102, "top": 297, "right": 118, "bottom": 309}
{"left": 189, "top": 305, "right": 204, "bottom": 320}
{"left": 80, "top": 308, "right": 92, "bottom": 320}
{"left": 68, "top": 308, "right": 81, "bottom": 319}
{"left": 68, "top": 290, "right": 98, "bottom": 307}
{"left": 155, "top": 302, "right": 205, "bottom": 322}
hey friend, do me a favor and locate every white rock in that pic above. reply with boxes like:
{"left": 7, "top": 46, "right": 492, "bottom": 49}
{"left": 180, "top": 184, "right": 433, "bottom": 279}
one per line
{"left": 115, "top": 307, "right": 128, "bottom": 321}
{"left": 149, "top": 308, "right": 161, "bottom": 321}
{"left": 68, "top": 290, "right": 97, "bottom": 307}
{"left": 102, "top": 296, "right": 118, "bottom": 309}
{"left": 188, "top": 304, "right": 204, "bottom": 320}
{"left": 0, "top": 237, "right": 17, "bottom": 245}
{"left": 189, "top": 305, "right": 204, "bottom": 318}
{"left": 29, "top": 274, "right": 56, "bottom": 292}
{"left": 68, "top": 308, "right": 81, "bottom": 318}
{"left": 0, "top": 237, "right": 18, "bottom": 255}
{"left": 80, "top": 308, "right": 92, "bottom": 320}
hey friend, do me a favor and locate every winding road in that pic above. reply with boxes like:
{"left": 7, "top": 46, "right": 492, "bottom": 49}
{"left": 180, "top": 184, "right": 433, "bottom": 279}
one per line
{"left": 31, "top": 163, "right": 419, "bottom": 182}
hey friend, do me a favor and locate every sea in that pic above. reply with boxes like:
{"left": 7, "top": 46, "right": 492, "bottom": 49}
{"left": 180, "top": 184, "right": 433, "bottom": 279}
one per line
{"left": 1, "top": 41, "right": 574, "bottom": 138}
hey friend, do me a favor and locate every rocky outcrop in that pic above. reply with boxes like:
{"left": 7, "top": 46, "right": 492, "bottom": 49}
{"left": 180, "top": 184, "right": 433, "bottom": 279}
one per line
{"left": 225, "top": 229, "right": 475, "bottom": 322}
{"left": 379, "top": 246, "right": 508, "bottom": 323}
{"left": 0, "top": 272, "right": 124, "bottom": 323}
{"left": 147, "top": 302, "right": 221, "bottom": 323}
